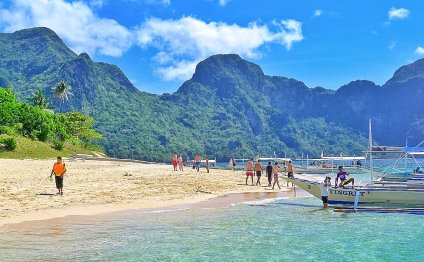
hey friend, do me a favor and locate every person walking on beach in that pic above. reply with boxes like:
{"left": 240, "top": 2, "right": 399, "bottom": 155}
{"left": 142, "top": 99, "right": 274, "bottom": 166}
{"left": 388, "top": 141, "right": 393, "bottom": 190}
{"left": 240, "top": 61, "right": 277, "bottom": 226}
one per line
{"left": 205, "top": 157, "right": 210, "bottom": 173}
{"left": 335, "top": 166, "right": 354, "bottom": 188}
{"left": 287, "top": 160, "right": 294, "bottom": 187}
{"left": 245, "top": 159, "right": 254, "bottom": 185}
{"left": 321, "top": 176, "right": 331, "bottom": 209}
{"left": 172, "top": 153, "right": 178, "bottom": 171}
{"left": 266, "top": 161, "right": 273, "bottom": 187}
{"left": 272, "top": 162, "right": 281, "bottom": 190}
{"left": 195, "top": 154, "right": 201, "bottom": 172}
{"left": 178, "top": 155, "right": 184, "bottom": 171}
{"left": 255, "top": 159, "right": 262, "bottom": 186}
{"left": 50, "top": 156, "right": 66, "bottom": 195}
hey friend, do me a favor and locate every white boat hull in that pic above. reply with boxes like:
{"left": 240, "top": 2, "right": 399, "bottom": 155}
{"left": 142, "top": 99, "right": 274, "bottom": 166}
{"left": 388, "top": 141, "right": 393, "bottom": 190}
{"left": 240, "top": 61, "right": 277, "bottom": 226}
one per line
{"left": 287, "top": 178, "right": 424, "bottom": 205}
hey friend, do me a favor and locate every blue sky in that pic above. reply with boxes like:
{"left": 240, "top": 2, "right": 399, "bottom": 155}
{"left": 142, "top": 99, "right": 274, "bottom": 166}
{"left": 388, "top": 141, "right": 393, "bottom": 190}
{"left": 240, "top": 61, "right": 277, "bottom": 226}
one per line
{"left": 1, "top": 0, "right": 424, "bottom": 94}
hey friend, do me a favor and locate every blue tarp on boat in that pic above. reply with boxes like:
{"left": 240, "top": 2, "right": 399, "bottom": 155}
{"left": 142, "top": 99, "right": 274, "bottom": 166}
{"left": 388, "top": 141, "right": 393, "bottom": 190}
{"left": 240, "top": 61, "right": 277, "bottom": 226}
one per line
{"left": 403, "top": 147, "right": 424, "bottom": 153}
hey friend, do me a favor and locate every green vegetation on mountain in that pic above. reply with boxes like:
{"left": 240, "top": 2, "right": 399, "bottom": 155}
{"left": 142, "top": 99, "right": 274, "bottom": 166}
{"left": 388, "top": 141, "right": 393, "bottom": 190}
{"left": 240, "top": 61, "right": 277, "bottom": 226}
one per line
{"left": 0, "top": 87, "right": 102, "bottom": 158}
{"left": 1, "top": 27, "right": 424, "bottom": 161}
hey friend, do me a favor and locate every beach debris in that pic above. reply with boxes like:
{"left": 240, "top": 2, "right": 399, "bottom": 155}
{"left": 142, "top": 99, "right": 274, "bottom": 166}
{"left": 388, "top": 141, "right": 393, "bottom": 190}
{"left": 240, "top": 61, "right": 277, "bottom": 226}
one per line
{"left": 196, "top": 186, "right": 212, "bottom": 194}
{"left": 123, "top": 173, "right": 133, "bottom": 177}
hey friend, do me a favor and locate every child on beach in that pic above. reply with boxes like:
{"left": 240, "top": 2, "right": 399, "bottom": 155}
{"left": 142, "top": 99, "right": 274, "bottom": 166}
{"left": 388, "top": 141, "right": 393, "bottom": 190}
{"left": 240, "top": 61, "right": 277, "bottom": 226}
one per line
{"left": 266, "top": 162, "right": 273, "bottom": 187}
{"left": 50, "top": 156, "right": 66, "bottom": 195}
{"left": 255, "top": 160, "right": 262, "bottom": 186}
{"left": 272, "top": 162, "right": 281, "bottom": 190}
{"left": 245, "top": 159, "right": 254, "bottom": 185}
{"left": 172, "top": 154, "right": 178, "bottom": 171}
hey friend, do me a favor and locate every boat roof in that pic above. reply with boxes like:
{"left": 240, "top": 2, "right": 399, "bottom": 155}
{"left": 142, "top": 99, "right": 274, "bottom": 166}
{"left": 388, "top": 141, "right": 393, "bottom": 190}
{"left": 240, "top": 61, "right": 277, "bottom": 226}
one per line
{"left": 403, "top": 147, "right": 424, "bottom": 154}
{"left": 300, "top": 157, "right": 366, "bottom": 161}
{"left": 321, "top": 156, "right": 366, "bottom": 160}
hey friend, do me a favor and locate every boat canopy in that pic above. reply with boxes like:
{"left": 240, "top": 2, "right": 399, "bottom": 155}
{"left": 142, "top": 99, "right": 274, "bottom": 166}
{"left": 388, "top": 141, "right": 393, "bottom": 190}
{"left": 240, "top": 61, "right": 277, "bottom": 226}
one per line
{"left": 321, "top": 156, "right": 366, "bottom": 161}
{"left": 402, "top": 147, "right": 424, "bottom": 154}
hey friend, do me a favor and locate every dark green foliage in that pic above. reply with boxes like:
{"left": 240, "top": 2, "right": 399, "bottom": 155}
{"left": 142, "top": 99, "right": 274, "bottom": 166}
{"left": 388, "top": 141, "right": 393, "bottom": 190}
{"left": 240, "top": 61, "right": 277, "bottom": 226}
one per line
{"left": 0, "top": 87, "right": 101, "bottom": 149}
{"left": 32, "top": 88, "right": 50, "bottom": 109}
{"left": 1, "top": 28, "right": 424, "bottom": 161}
{"left": 59, "top": 112, "right": 103, "bottom": 143}
{"left": 52, "top": 139, "right": 64, "bottom": 151}
{"left": 1, "top": 137, "right": 17, "bottom": 151}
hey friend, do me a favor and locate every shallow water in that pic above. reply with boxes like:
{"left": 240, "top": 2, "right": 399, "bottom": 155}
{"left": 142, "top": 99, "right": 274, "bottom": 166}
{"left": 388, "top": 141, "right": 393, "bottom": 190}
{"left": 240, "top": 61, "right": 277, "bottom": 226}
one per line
{"left": 1, "top": 196, "right": 423, "bottom": 261}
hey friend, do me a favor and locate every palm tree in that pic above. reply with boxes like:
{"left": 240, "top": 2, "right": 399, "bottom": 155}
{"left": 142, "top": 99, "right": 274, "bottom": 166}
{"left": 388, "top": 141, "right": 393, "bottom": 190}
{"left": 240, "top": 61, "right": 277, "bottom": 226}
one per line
{"left": 53, "top": 80, "right": 72, "bottom": 112}
{"left": 32, "top": 88, "right": 50, "bottom": 109}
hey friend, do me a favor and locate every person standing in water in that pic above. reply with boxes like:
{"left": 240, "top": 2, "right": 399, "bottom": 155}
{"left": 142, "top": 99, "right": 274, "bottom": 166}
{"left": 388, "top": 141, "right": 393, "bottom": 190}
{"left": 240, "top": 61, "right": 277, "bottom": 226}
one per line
{"left": 195, "top": 154, "right": 202, "bottom": 172}
{"left": 266, "top": 161, "right": 273, "bottom": 187}
{"left": 245, "top": 159, "right": 254, "bottom": 185}
{"left": 255, "top": 159, "right": 262, "bottom": 186}
{"left": 272, "top": 162, "right": 281, "bottom": 190}
{"left": 321, "top": 176, "right": 331, "bottom": 208}
{"left": 50, "top": 156, "right": 66, "bottom": 195}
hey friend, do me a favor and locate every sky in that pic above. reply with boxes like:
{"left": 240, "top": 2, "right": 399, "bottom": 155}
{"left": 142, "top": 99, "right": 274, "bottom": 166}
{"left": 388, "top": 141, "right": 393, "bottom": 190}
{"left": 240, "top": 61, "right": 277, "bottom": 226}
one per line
{"left": 0, "top": 0, "right": 424, "bottom": 94}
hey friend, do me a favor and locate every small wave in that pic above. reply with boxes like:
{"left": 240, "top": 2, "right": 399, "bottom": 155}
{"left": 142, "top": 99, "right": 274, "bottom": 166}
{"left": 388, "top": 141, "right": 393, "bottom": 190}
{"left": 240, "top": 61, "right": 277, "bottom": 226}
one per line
{"left": 230, "top": 197, "right": 290, "bottom": 207}
{"left": 136, "top": 208, "right": 189, "bottom": 214}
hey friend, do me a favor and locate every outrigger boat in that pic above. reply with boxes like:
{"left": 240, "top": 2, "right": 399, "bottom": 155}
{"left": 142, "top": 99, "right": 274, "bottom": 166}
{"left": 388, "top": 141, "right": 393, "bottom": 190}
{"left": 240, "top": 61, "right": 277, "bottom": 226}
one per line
{"left": 284, "top": 176, "right": 424, "bottom": 205}
{"left": 284, "top": 120, "right": 424, "bottom": 206}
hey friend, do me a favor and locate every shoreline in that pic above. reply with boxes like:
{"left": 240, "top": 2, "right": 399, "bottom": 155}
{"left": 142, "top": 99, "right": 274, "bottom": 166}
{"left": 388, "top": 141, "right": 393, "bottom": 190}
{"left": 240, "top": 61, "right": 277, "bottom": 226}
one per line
{"left": 0, "top": 158, "right": 308, "bottom": 228}
{"left": 1, "top": 189, "right": 309, "bottom": 230}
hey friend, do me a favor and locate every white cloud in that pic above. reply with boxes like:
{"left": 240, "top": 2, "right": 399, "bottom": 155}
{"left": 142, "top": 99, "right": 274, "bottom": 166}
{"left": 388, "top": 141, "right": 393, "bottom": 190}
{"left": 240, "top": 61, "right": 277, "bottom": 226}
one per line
{"left": 218, "top": 0, "right": 230, "bottom": 6}
{"left": 145, "top": 0, "right": 171, "bottom": 5}
{"left": 415, "top": 47, "right": 424, "bottom": 55}
{"left": 0, "top": 1, "right": 304, "bottom": 83}
{"left": 313, "top": 9, "right": 322, "bottom": 17}
{"left": 0, "top": 0, "right": 133, "bottom": 57}
{"left": 136, "top": 16, "right": 303, "bottom": 80}
{"left": 388, "top": 7, "right": 410, "bottom": 20}
{"left": 89, "top": 0, "right": 104, "bottom": 7}
{"left": 155, "top": 60, "right": 198, "bottom": 81}
{"left": 389, "top": 41, "right": 396, "bottom": 50}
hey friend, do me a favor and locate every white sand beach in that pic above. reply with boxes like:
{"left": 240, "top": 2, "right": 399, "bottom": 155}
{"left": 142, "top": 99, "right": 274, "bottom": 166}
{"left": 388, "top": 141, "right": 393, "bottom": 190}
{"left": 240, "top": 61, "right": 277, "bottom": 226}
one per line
{"left": 0, "top": 159, "right": 293, "bottom": 226}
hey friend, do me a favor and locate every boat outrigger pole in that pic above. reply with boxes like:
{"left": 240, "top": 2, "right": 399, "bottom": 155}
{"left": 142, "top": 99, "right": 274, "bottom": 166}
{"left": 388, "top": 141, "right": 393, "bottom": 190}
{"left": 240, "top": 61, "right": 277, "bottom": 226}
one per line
{"left": 369, "top": 119, "right": 374, "bottom": 184}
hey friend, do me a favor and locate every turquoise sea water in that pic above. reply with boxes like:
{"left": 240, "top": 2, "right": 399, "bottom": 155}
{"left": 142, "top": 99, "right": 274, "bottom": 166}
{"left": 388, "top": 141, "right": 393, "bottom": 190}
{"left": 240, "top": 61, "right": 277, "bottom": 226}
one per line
{"left": 1, "top": 196, "right": 423, "bottom": 262}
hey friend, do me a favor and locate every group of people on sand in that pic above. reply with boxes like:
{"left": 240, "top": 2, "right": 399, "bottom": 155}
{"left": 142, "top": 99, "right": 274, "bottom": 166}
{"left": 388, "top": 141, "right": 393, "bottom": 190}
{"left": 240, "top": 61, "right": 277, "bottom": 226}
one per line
{"left": 172, "top": 153, "right": 210, "bottom": 173}
{"left": 244, "top": 159, "right": 294, "bottom": 190}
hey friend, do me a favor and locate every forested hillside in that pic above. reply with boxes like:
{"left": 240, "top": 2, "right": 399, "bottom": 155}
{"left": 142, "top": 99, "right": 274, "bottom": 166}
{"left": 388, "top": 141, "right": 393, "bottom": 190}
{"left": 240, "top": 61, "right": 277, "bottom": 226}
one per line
{"left": 1, "top": 27, "right": 423, "bottom": 161}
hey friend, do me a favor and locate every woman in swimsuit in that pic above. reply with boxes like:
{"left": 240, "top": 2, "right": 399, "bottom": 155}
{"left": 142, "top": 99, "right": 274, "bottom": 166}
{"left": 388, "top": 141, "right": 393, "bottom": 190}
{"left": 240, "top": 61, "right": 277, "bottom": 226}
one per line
{"left": 172, "top": 154, "right": 178, "bottom": 171}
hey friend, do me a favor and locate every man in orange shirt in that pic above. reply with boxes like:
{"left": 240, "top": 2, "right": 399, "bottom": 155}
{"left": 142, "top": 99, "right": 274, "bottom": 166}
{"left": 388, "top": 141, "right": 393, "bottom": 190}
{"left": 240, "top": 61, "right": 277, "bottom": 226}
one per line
{"left": 50, "top": 156, "right": 66, "bottom": 195}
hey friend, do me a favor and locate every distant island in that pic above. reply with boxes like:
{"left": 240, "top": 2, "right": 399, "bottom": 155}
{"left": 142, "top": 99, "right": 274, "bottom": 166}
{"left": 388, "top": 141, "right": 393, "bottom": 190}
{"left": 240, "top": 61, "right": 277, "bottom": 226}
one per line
{"left": 1, "top": 27, "right": 424, "bottom": 161}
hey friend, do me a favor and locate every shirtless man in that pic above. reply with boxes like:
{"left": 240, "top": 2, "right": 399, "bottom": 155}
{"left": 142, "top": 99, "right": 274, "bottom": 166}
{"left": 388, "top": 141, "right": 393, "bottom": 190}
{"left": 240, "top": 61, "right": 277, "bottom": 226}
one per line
{"left": 245, "top": 159, "right": 254, "bottom": 185}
